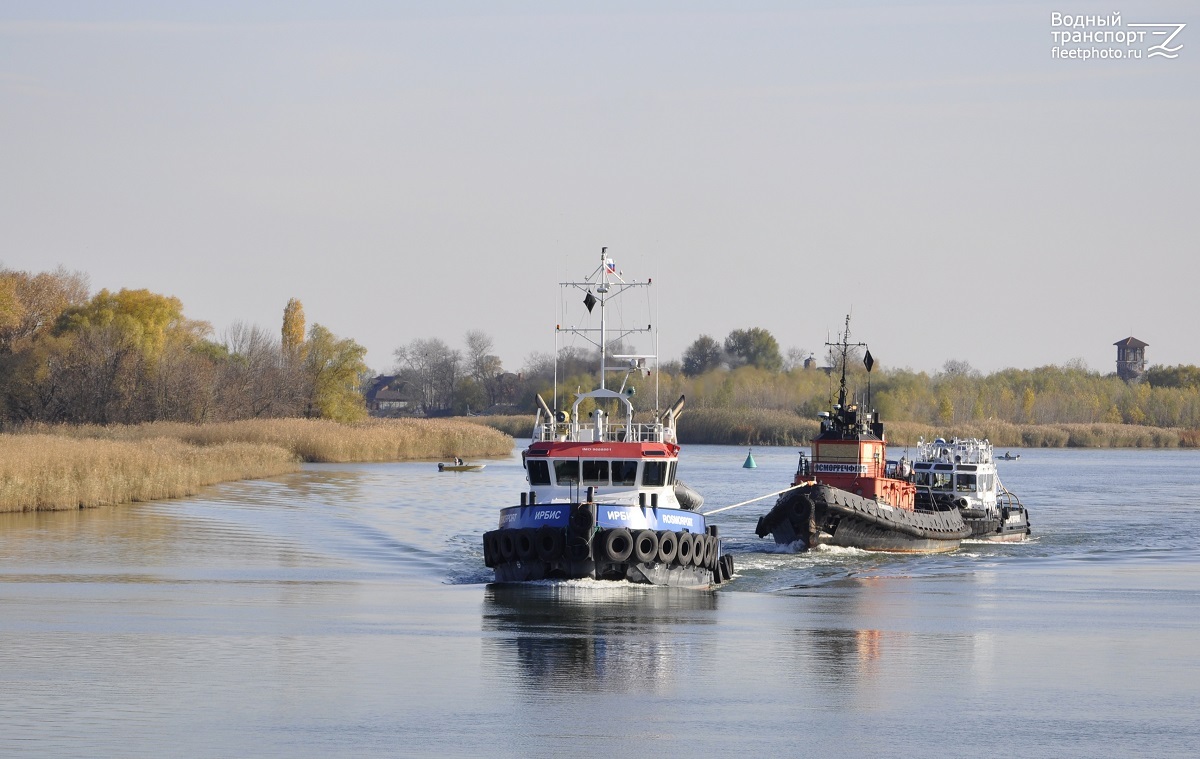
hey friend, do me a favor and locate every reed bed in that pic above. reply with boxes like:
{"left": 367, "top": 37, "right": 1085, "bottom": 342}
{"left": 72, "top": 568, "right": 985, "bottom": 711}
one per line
{"left": 23, "top": 417, "right": 514, "bottom": 463}
{"left": 0, "top": 436, "right": 299, "bottom": 512}
{"left": 469, "top": 415, "right": 537, "bottom": 440}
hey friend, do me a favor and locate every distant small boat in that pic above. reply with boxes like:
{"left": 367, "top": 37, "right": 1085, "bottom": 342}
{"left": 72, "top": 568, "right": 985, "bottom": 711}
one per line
{"left": 439, "top": 463, "right": 486, "bottom": 472}
{"left": 998, "top": 452, "right": 1021, "bottom": 461}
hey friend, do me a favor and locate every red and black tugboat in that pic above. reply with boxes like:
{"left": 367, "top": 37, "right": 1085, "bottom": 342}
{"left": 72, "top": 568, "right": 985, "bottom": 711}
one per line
{"left": 482, "top": 249, "right": 733, "bottom": 587}
{"left": 755, "top": 318, "right": 969, "bottom": 553}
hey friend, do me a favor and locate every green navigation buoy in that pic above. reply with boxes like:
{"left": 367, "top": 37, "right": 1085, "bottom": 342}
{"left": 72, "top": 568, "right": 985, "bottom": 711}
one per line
{"left": 743, "top": 448, "right": 757, "bottom": 468}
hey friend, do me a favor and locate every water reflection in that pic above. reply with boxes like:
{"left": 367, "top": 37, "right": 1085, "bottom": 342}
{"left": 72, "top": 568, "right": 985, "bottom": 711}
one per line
{"left": 481, "top": 583, "right": 717, "bottom": 695}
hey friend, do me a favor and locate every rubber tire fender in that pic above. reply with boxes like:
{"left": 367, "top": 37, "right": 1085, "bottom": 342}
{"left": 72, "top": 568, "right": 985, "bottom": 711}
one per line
{"left": 536, "top": 526, "right": 565, "bottom": 562}
{"left": 499, "top": 530, "right": 517, "bottom": 562}
{"left": 632, "top": 529, "right": 658, "bottom": 564}
{"left": 690, "top": 532, "right": 707, "bottom": 567}
{"left": 482, "top": 531, "right": 495, "bottom": 567}
{"left": 603, "top": 527, "right": 634, "bottom": 563}
{"left": 676, "top": 531, "right": 694, "bottom": 567}
{"left": 516, "top": 528, "right": 538, "bottom": 561}
{"left": 656, "top": 530, "right": 678, "bottom": 564}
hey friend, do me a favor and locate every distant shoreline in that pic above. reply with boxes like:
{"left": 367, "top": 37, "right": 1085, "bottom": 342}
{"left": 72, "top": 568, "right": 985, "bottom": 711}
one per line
{"left": 1, "top": 418, "right": 514, "bottom": 513}
{"left": 468, "top": 412, "right": 1198, "bottom": 449}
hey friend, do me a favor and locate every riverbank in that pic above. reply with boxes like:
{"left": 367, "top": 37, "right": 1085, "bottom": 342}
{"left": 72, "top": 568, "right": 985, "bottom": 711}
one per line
{"left": 469, "top": 410, "right": 1199, "bottom": 448}
{"left": 2, "top": 418, "right": 514, "bottom": 512}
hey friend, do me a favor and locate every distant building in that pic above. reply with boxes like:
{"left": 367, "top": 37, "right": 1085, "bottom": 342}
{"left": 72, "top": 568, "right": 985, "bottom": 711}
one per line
{"left": 1114, "top": 336, "right": 1148, "bottom": 381}
{"left": 365, "top": 375, "right": 411, "bottom": 415}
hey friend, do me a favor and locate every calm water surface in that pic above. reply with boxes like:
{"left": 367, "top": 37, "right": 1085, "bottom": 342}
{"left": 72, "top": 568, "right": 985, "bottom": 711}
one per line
{"left": 2, "top": 445, "right": 1198, "bottom": 757}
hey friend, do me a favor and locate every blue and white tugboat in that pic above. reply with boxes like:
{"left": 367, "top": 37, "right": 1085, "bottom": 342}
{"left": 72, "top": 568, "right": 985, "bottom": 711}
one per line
{"left": 755, "top": 319, "right": 970, "bottom": 553}
{"left": 481, "top": 249, "right": 733, "bottom": 587}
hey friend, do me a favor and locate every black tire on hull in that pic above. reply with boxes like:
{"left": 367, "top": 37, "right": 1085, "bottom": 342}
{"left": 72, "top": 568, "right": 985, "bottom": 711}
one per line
{"left": 633, "top": 530, "right": 658, "bottom": 563}
{"left": 516, "top": 528, "right": 537, "bottom": 561}
{"left": 481, "top": 531, "right": 491, "bottom": 566}
{"left": 691, "top": 533, "right": 707, "bottom": 567}
{"left": 536, "top": 526, "right": 564, "bottom": 561}
{"left": 677, "top": 532, "right": 694, "bottom": 566}
{"left": 656, "top": 531, "right": 678, "bottom": 564}
{"left": 499, "top": 530, "right": 516, "bottom": 562}
{"left": 603, "top": 528, "right": 634, "bottom": 563}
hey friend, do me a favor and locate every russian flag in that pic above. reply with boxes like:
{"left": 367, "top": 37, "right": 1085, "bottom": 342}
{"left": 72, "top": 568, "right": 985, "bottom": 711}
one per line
{"left": 605, "top": 258, "right": 616, "bottom": 274}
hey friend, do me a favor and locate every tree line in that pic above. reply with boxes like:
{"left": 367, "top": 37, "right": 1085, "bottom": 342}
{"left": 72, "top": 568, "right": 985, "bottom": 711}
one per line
{"left": 5, "top": 266, "right": 1197, "bottom": 434}
{"left": 0, "top": 267, "right": 369, "bottom": 427}
{"left": 391, "top": 325, "right": 1200, "bottom": 431}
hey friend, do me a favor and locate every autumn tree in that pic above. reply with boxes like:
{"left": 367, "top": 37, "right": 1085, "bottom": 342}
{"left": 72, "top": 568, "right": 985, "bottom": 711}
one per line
{"left": 304, "top": 324, "right": 368, "bottom": 422}
{"left": 55, "top": 288, "right": 210, "bottom": 360}
{"left": 282, "top": 298, "right": 306, "bottom": 361}
{"left": 0, "top": 267, "right": 90, "bottom": 353}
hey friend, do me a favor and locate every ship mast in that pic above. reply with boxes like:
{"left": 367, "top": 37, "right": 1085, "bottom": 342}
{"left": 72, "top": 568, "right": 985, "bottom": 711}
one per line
{"left": 829, "top": 314, "right": 868, "bottom": 410}
{"left": 556, "top": 247, "right": 654, "bottom": 401}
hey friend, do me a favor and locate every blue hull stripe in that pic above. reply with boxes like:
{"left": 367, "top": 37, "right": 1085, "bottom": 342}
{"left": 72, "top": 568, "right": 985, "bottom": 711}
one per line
{"left": 498, "top": 504, "right": 705, "bottom": 532}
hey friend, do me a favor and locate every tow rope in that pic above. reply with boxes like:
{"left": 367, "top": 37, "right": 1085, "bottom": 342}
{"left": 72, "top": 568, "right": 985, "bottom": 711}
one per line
{"left": 701, "top": 483, "right": 808, "bottom": 516}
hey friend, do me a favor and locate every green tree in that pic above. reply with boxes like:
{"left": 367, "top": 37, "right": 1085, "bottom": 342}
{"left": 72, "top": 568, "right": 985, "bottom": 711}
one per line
{"left": 682, "top": 335, "right": 723, "bottom": 376}
{"left": 724, "top": 327, "right": 782, "bottom": 371}
{"left": 304, "top": 324, "right": 368, "bottom": 422}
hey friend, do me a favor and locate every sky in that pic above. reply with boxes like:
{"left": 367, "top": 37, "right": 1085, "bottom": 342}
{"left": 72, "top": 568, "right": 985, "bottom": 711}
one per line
{"left": 2, "top": 1, "right": 1196, "bottom": 376}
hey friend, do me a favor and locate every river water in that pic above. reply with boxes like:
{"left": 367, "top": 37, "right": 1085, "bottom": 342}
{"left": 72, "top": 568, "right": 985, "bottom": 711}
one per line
{"left": 2, "top": 445, "right": 1198, "bottom": 758}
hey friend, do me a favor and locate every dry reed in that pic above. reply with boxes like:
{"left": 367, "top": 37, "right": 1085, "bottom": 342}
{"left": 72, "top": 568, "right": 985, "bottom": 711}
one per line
{"left": 4, "top": 418, "right": 515, "bottom": 512}
{"left": 0, "top": 435, "right": 299, "bottom": 512}
{"left": 22, "top": 417, "right": 515, "bottom": 463}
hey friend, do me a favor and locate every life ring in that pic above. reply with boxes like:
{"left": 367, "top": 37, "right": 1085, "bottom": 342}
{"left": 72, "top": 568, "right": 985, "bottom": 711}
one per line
{"left": 536, "top": 526, "right": 564, "bottom": 561}
{"left": 633, "top": 530, "right": 658, "bottom": 563}
{"left": 603, "top": 528, "right": 634, "bottom": 563}
{"left": 516, "top": 528, "right": 537, "bottom": 561}
{"left": 499, "top": 530, "right": 516, "bottom": 562}
{"left": 676, "top": 532, "right": 694, "bottom": 566}
{"left": 690, "top": 533, "right": 706, "bottom": 567}
{"left": 656, "top": 530, "right": 678, "bottom": 564}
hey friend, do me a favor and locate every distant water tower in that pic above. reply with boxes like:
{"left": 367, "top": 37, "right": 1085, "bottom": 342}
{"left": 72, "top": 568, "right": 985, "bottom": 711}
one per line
{"left": 1114, "top": 336, "right": 1148, "bottom": 381}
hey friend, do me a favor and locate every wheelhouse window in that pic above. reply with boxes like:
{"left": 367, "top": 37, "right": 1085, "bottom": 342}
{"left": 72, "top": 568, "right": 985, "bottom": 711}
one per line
{"left": 667, "top": 461, "right": 678, "bottom": 485}
{"left": 643, "top": 461, "right": 667, "bottom": 487}
{"left": 527, "top": 459, "right": 551, "bottom": 486}
{"left": 553, "top": 460, "right": 579, "bottom": 485}
{"left": 956, "top": 474, "right": 978, "bottom": 492}
{"left": 917, "top": 471, "right": 952, "bottom": 490}
{"left": 582, "top": 460, "right": 609, "bottom": 485}
{"left": 612, "top": 461, "right": 639, "bottom": 486}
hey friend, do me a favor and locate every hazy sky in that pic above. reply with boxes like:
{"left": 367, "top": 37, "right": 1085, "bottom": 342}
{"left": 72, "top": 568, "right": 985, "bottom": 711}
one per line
{"left": 3, "top": 1, "right": 1196, "bottom": 376}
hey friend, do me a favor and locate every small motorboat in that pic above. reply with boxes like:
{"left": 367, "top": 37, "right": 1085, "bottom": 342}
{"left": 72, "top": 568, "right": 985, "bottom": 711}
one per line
{"left": 998, "top": 452, "right": 1021, "bottom": 461}
{"left": 439, "top": 462, "right": 486, "bottom": 472}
